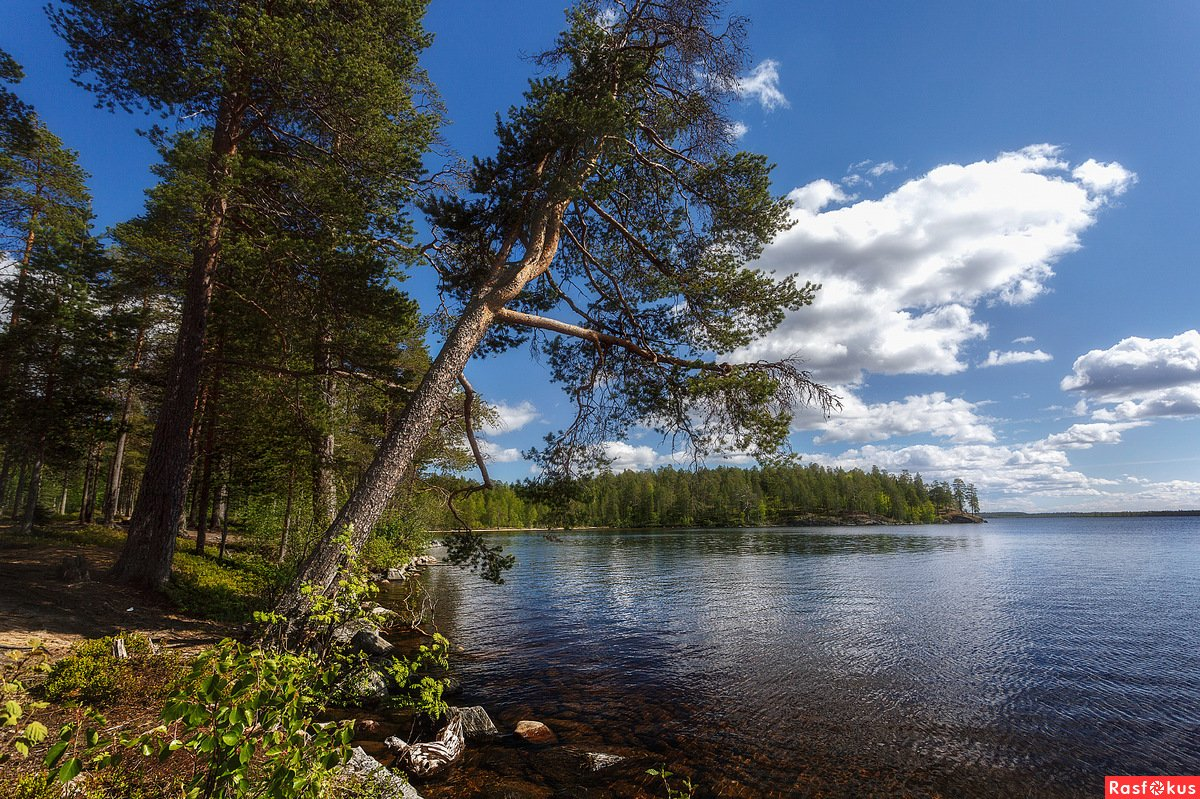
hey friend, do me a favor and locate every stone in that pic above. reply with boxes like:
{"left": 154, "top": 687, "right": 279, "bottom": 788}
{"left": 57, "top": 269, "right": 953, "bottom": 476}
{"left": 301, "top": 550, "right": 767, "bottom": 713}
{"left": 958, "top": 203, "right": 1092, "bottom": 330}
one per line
{"left": 385, "top": 567, "right": 409, "bottom": 580}
{"left": 341, "top": 746, "right": 424, "bottom": 799}
{"left": 442, "top": 675, "right": 463, "bottom": 697}
{"left": 513, "top": 720, "right": 557, "bottom": 744}
{"left": 356, "top": 719, "right": 382, "bottom": 736}
{"left": 337, "top": 666, "right": 389, "bottom": 705}
{"left": 583, "top": 752, "right": 625, "bottom": 771}
{"left": 331, "top": 617, "right": 377, "bottom": 646}
{"left": 449, "top": 705, "right": 498, "bottom": 739}
{"left": 351, "top": 628, "right": 395, "bottom": 657}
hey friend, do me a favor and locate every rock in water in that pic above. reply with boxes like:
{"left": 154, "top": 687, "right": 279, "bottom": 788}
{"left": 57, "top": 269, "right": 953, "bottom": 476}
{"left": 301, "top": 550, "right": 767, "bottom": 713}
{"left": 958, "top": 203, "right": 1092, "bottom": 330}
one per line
{"left": 448, "top": 705, "right": 498, "bottom": 739}
{"left": 350, "top": 628, "right": 395, "bottom": 657}
{"left": 583, "top": 752, "right": 626, "bottom": 771}
{"left": 337, "top": 666, "right": 389, "bottom": 705}
{"left": 514, "top": 720, "right": 557, "bottom": 744}
{"left": 341, "top": 747, "right": 424, "bottom": 799}
{"left": 391, "top": 715, "right": 465, "bottom": 778}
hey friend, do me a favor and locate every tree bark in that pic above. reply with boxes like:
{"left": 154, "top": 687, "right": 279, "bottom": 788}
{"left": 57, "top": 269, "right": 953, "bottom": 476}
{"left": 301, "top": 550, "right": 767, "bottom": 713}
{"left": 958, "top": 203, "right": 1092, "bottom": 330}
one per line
{"left": 113, "top": 94, "right": 244, "bottom": 588}
{"left": 311, "top": 322, "right": 337, "bottom": 531}
{"left": 11, "top": 460, "right": 27, "bottom": 520}
{"left": 19, "top": 447, "right": 43, "bottom": 535}
{"left": 277, "top": 464, "right": 296, "bottom": 563}
{"left": 103, "top": 317, "right": 146, "bottom": 526}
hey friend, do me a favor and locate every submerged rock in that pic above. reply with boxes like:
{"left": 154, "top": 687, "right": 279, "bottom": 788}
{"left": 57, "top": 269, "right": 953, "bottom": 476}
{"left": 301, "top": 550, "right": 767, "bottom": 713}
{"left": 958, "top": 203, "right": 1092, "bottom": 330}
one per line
{"left": 341, "top": 746, "right": 424, "bottom": 799}
{"left": 514, "top": 720, "right": 557, "bottom": 744}
{"left": 582, "top": 752, "right": 625, "bottom": 771}
{"left": 449, "top": 705, "right": 499, "bottom": 739}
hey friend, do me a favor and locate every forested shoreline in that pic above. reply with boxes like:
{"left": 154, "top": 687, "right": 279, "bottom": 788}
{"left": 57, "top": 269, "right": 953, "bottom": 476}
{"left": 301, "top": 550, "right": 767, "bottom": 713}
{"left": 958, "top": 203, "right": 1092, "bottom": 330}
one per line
{"left": 429, "top": 465, "right": 982, "bottom": 530}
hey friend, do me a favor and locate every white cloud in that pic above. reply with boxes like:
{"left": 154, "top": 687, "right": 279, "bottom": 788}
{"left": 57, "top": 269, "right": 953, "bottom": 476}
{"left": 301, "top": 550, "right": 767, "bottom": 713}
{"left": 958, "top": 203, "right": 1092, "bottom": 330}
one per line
{"left": 736, "top": 145, "right": 1135, "bottom": 385}
{"left": 802, "top": 391, "right": 995, "bottom": 445}
{"left": 979, "top": 349, "right": 1053, "bottom": 368}
{"left": 1036, "top": 421, "right": 1148, "bottom": 450}
{"left": 601, "top": 441, "right": 673, "bottom": 472}
{"left": 786, "top": 179, "right": 849, "bottom": 214}
{"left": 481, "top": 400, "right": 539, "bottom": 435}
{"left": 868, "top": 160, "right": 899, "bottom": 178}
{"left": 734, "top": 59, "right": 788, "bottom": 110}
{"left": 1012, "top": 335, "right": 1036, "bottom": 345}
{"left": 478, "top": 440, "right": 523, "bottom": 463}
{"left": 1062, "top": 330, "right": 1200, "bottom": 420}
{"left": 1072, "top": 158, "right": 1137, "bottom": 197}
{"left": 727, "top": 121, "right": 749, "bottom": 140}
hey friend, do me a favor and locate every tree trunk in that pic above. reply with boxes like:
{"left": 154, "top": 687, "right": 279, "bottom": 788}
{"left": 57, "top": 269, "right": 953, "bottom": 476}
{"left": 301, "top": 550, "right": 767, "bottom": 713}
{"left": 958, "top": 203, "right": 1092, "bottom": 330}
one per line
{"left": 58, "top": 478, "right": 69, "bottom": 516}
{"left": 312, "top": 324, "right": 338, "bottom": 532}
{"left": 80, "top": 443, "right": 101, "bottom": 524}
{"left": 278, "top": 465, "right": 296, "bottom": 564}
{"left": 77, "top": 452, "right": 93, "bottom": 523}
{"left": 19, "top": 447, "right": 44, "bottom": 535}
{"left": 216, "top": 477, "right": 230, "bottom": 562}
{"left": 113, "top": 94, "right": 244, "bottom": 588}
{"left": 194, "top": 445, "right": 215, "bottom": 556}
{"left": 103, "top": 320, "right": 146, "bottom": 526}
{"left": 11, "top": 460, "right": 27, "bottom": 520}
{"left": 0, "top": 451, "right": 12, "bottom": 512}
{"left": 275, "top": 207, "right": 565, "bottom": 621}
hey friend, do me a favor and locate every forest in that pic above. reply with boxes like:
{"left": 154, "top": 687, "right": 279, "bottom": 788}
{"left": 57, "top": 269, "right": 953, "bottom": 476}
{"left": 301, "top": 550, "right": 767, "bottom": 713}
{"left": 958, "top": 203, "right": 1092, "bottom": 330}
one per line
{"left": 433, "top": 465, "right": 981, "bottom": 530}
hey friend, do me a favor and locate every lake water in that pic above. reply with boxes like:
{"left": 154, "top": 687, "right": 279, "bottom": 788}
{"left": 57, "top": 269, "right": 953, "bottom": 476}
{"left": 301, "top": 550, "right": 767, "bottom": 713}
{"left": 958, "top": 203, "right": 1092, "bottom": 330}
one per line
{"left": 382, "top": 517, "right": 1200, "bottom": 798}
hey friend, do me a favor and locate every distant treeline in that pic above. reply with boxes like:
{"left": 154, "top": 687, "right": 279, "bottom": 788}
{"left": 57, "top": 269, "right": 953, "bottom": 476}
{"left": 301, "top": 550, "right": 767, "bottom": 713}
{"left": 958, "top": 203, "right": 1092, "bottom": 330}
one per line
{"left": 986, "top": 510, "right": 1200, "bottom": 518}
{"left": 431, "top": 465, "right": 980, "bottom": 530}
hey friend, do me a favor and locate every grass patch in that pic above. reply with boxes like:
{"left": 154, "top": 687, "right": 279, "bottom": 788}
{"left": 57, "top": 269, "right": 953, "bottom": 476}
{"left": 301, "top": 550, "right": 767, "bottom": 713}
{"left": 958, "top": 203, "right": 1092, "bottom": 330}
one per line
{"left": 165, "top": 550, "right": 289, "bottom": 623}
{"left": 40, "top": 633, "right": 180, "bottom": 707}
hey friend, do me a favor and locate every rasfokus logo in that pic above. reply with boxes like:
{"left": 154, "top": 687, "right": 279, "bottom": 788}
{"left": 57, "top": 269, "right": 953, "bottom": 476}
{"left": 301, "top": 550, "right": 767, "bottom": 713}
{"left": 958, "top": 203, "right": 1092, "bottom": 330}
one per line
{"left": 1107, "top": 777, "right": 1200, "bottom": 796}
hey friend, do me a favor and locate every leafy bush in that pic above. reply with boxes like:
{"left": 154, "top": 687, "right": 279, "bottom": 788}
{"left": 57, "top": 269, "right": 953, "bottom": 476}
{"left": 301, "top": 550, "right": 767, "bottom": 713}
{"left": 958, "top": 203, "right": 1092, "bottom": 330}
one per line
{"left": 2, "top": 644, "right": 51, "bottom": 763}
{"left": 379, "top": 633, "right": 451, "bottom": 718}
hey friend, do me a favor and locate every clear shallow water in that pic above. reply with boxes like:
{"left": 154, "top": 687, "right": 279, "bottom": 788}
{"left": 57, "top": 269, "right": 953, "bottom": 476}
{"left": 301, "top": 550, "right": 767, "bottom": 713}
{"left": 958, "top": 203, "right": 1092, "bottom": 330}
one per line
{"left": 383, "top": 517, "right": 1200, "bottom": 798}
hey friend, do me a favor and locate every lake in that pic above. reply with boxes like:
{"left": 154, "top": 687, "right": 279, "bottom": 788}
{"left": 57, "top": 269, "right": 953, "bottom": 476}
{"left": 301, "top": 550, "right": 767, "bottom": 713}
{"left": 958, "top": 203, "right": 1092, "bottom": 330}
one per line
{"left": 381, "top": 517, "right": 1200, "bottom": 798}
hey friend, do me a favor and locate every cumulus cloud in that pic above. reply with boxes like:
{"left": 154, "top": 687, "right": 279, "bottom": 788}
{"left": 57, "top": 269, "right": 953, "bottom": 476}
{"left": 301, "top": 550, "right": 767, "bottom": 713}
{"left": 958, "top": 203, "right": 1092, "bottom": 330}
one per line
{"left": 478, "top": 440, "right": 523, "bottom": 463}
{"left": 1072, "top": 158, "right": 1137, "bottom": 197}
{"left": 802, "top": 391, "right": 995, "bottom": 445}
{"left": 735, "top": 145, "right": 1134, "bottom": 385}
{"left": 1013, "top": 335, "right": 1036, "bottom": 345}
{"left": 979, "top": 349, "right": 1053, "bottom": 368}
{"left": 1061, "top": 330, "right": 1200, "bottom": 420}
{"left": 481, "top": 400, "right": 540, "bottom": 435}
{"left": 601, "top": 441, "right": 674, "bottom": 472}
{"left": 1036, "top": 421, "right": 1148, "bottom": 450}
{"left": 727, "top": 121, "right": 749, "bottom": 140}
{"left": 734, "top": 59, "right": 788, "bottom": 110}
{"left": 786, "top": 180, "right": 850, "bottom": 214}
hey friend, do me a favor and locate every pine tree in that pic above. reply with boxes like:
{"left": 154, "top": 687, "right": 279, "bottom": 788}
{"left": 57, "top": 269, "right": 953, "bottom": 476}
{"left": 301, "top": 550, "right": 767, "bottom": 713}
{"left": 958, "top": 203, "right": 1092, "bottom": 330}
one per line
{"left": 277, "top": 0, "right": 837, "bottom": 623}
{"left": 53, "top": 0, "right": 438, "bottom": 586}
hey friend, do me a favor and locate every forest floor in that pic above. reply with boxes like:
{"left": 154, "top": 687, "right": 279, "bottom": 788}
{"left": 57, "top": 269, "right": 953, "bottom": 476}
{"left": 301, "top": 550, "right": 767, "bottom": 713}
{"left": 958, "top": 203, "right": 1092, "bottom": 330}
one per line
{"left": 0, "top": 521, "right": 231, "bottom": 657}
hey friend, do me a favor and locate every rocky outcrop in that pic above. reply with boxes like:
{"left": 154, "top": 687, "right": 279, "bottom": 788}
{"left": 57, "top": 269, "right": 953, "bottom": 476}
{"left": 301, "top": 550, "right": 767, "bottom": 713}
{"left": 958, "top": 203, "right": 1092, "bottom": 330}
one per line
{"left": 337, "top": 666, "right": 389, "bottom": 705}
{"left": 350, "top": 628, "right": 395, "bottom": 657}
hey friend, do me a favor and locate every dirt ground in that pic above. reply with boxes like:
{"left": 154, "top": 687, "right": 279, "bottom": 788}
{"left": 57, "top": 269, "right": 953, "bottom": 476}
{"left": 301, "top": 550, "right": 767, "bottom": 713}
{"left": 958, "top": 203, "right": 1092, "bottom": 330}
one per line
{"left": 0, "top": 523, "right": 231, "bottom": 657}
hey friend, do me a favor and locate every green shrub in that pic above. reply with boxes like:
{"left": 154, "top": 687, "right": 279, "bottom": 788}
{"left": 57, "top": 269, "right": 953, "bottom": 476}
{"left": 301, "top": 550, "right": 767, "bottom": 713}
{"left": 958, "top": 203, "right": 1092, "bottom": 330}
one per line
{"left": 166, "top": 552, "right": 286, "bottom": 622}
{"left": 41, "top": 634, "right": 175, "bottom": 707}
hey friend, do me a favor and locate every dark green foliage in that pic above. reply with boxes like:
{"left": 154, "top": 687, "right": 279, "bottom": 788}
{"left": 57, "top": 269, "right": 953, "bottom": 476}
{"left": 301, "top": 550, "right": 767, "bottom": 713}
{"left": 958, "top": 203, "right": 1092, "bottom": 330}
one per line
{"left": 164, "top": 551, "right": 288, "bottom": 622}
{"left": 430, "top": 464, "right": 980, "bottom": 529}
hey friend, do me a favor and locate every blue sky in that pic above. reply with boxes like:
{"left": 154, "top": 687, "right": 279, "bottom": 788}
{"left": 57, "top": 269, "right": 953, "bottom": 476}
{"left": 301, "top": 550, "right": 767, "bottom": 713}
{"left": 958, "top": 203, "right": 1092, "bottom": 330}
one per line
{"left": 3, "top": 1, "right": 1199, "bottom": 511}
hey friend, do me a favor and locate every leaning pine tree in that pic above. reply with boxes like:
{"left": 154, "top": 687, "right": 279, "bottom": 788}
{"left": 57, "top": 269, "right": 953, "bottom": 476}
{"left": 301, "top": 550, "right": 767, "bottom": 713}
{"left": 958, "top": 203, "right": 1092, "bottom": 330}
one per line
{"left": 277, "top": 0, "right": 837, "bottom": 625}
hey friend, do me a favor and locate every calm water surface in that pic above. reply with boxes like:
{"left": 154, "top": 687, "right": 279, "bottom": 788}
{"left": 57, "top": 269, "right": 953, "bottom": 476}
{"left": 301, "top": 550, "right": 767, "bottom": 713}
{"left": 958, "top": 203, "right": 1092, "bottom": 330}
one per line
{"left": 381, "top": 517, "right": 1200, "bottom": 798}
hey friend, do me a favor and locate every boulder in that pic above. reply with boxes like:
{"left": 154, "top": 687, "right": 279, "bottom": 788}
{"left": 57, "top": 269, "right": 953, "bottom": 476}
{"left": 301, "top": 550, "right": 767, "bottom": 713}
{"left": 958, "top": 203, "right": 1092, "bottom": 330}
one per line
{"left": 351, "top": 628, "right": 395, "bottom": 657}
{"left": 583, "top": 752, "right": 625, "bottom": 771}
{"left": 449, "top": 705, "right": 498, "bottom": 739}
{"left": 331, "top": 617, "right": 377, "bottom": 646}
{"left": 341, "top": 746, "right": 424, "bottom": 799}
{"left": 513, "top": 720, "right": 557, "bottom": 744}
{"left": 385, "top": 567, "right": 409, "bottom": 581}
{"left": 442, "top": 675, "right": 463, "bottom": 697}
{"left": 337, "top": 666, "right": 389, "bottom": 705}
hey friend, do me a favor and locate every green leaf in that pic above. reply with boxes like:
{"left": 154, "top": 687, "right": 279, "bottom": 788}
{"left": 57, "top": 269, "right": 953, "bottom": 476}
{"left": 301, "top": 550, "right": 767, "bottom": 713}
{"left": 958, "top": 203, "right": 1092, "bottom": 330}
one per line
{"left": 45, "top": 740, "right": 69, "bottom": 768}
{"left": 56, "top": 756, "right": 83, "bottom": 783}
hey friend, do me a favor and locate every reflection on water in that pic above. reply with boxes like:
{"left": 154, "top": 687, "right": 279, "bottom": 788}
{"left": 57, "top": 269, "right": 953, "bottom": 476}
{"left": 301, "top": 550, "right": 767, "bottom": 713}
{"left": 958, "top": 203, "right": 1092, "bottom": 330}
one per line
{"left": 379, "top": 518, "right": 1200, "bottom": 798}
